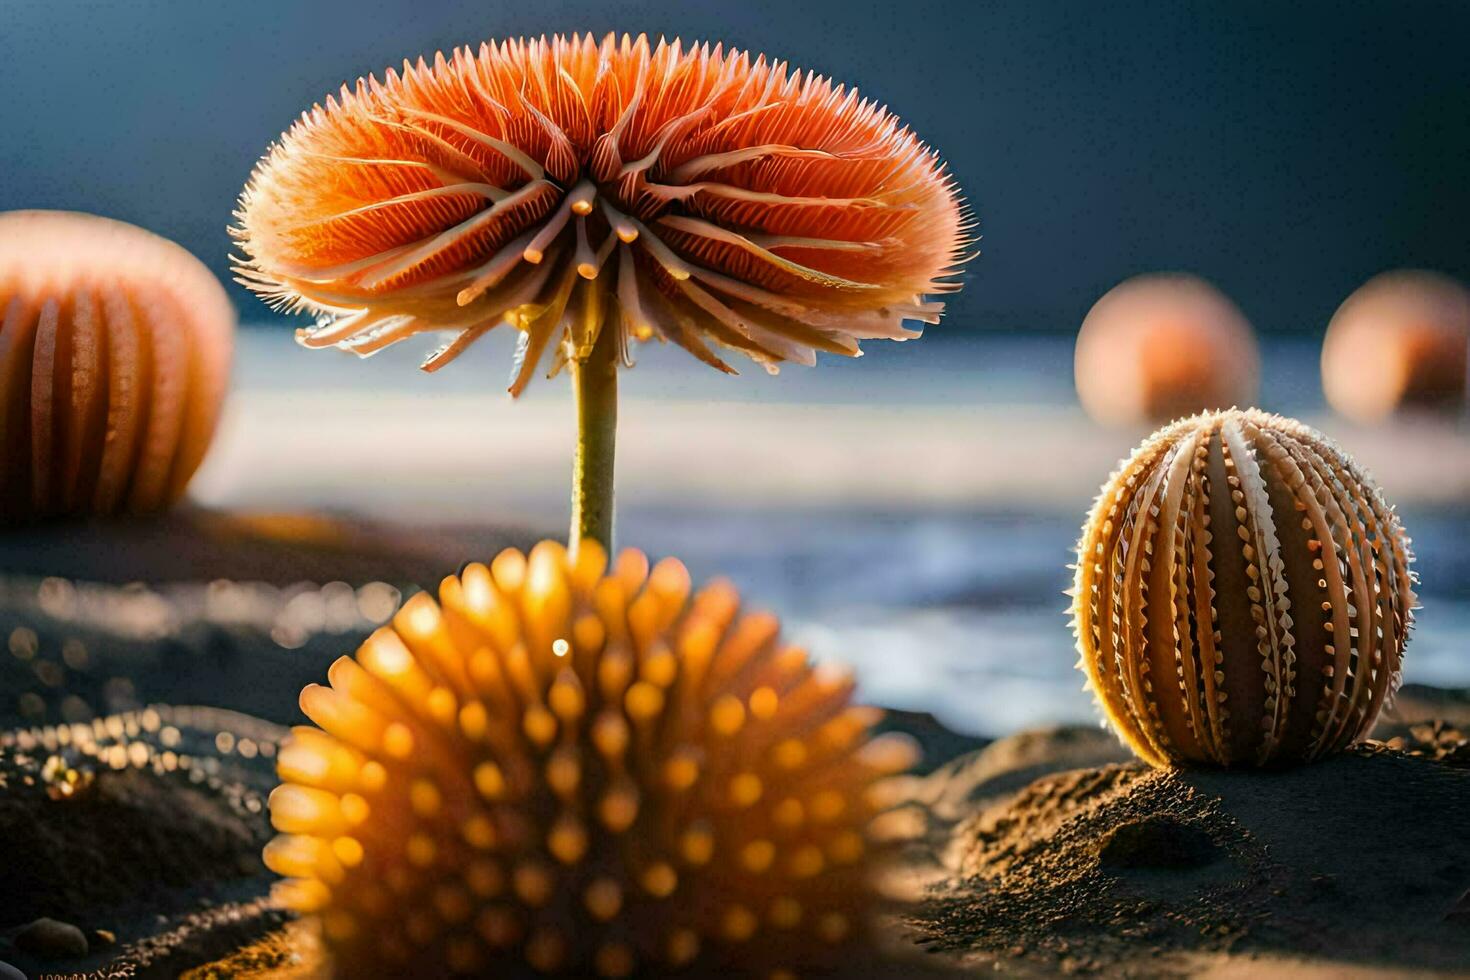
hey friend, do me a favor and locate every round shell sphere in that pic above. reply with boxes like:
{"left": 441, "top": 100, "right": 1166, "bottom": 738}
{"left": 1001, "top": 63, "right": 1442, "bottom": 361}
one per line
{"left": 1074, "top": 274, "right": 1259, "bottom": 426}
{"left": 1071, "top": 409, "right": 1416, "bottom": 768}
{"left": 1322, "top": 270, "right": 1470, "bottom": 423}
{"left": 266, "top": 540, "right": 917, "bottom": 977}
{"left": 0, "top": 210, "right": 234, "bottom": 522}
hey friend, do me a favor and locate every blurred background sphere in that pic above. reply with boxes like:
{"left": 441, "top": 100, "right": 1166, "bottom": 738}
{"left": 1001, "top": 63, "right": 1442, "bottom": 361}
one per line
{"left": 0, "top": 210, "right": 235, "bottom": 524}
{"left": 1321, "top": 270, "right": 1470, "bottom": 424}
{"left": 1073, "top": 273, "right": 1259, "bottom": 426}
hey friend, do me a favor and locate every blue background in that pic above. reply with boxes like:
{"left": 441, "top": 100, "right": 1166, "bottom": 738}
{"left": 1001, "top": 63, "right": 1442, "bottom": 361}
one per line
{"left": 3, "top": 0, "right": 1468, "bottom": 333}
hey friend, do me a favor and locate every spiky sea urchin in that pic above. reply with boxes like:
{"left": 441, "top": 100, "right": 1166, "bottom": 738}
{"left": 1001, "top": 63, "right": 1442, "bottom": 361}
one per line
{"left": 1070, "top": 409, "right": 1417, "bottom": 767}
{"left": 232, "top": 32, "right": 968, "bottom": 388}
{"left": 265, "top": 541, "right": 917, "bottom": 977}
{"left": 0, "top": 211, "right": 234, "bottom": 522}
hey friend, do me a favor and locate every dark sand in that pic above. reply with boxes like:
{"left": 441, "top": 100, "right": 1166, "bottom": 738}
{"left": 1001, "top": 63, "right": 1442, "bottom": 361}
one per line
{"left": 914, "top": 748, "right": 1470, "bottom": 976}
{"left": 0, "top": 509, "right": 540, "bottom": 738}
{"left": 2, "top": 511, "right": 1467, "bottom": 978}
{"left": 0, "top": 707, "right": 288, "bottom": 977}
{"left": 879, "top": 693, "right": 1470, "bottom": 978}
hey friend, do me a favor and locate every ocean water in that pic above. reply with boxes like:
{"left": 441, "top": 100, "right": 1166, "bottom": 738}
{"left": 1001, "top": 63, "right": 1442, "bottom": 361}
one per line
{"left": 198, "top": 326, "right": 1470, "bottom": 737}
{"left": 618, "top": 503, "right": 1470, "bottom": 738}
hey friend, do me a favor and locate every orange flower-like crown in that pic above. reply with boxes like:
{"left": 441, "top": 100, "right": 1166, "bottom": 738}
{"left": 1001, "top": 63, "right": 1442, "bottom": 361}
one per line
{"left": 234, "top": 33, "right": 968, "bottom": 391}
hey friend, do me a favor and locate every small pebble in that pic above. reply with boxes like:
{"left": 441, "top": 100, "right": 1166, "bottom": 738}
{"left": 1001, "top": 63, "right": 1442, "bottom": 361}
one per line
{"left": 92, "top": 927, "right": 117, "bottom": 947}
{"left": 15, "top": 916, "right": 89, "bottom": 959}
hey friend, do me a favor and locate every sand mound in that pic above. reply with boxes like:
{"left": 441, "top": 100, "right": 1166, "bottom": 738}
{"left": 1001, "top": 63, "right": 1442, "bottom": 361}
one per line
{"left": 0, "top": 767, "right": 266, "bottom": 923}
{"left": 915, "top": 747, "right": 1470, "bottom": 976}
{"left": 0, "top": 707, "right": 286, "bottom": 978}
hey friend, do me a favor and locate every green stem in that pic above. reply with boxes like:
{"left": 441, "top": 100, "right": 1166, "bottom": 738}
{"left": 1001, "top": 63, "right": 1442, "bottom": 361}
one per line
{"left": 569, "top": 325, "right": 618, "bottom": 558}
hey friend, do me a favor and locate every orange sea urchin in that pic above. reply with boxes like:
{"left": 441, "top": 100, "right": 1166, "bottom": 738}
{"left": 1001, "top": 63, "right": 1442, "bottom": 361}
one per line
{"left": 233, "top": 33, "right": 968, "bottom": 388}
{"left": 1071, "top": 409, "right": 1416, "bottom": 767}
{"left": 266, "top": 541, "right": 917, "bottom": 977}
{"left": 0, "top": 210, "right": 234, "bottom": 523}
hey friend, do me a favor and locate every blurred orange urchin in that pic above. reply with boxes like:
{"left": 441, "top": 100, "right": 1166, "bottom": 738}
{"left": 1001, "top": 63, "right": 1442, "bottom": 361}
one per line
{"left": 266, "top": 541, "right": 918, "bottom": 977}
{"left": 0, "top": 210, "right": 234, "bottom": 522}
{"left": 233, "top": 32, "right": 969, "bottom": 390}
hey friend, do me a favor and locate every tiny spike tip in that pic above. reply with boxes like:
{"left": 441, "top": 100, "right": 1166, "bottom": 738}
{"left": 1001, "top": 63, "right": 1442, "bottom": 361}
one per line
{"left": 266, "top": 541, "right": 919, "bottom": 977}
{"left": 0, "top": 210, "right": 235, "bottom": 523}
{"left": 233, "top": 32, "right": 969, "bottom": 390}
{"left": 1070, "top": 408, "right": 1416, "bottom": 768}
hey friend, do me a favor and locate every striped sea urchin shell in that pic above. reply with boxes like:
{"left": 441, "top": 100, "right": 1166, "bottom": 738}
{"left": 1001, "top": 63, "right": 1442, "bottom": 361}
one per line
{"left": 0, "top": 211, "right": 234, "bottom": 522}
{"left": 233, "top": 33, "right": 968, "bottom": 390}
{"left": 266, "top": 540, "right": 917, "bottom": 977}
{"left": 1071, "top": 409, "right": 1416, "bottom": 767}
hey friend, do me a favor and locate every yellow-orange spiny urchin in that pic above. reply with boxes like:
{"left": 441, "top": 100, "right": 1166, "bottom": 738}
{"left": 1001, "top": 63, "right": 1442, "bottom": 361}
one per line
{"left": 265, "top": 541, "right": 918, "bottom": 977}
{"left": 233, "top": 32, "right": 969, "bottom": 390}
{"left": 0, "top": 210, "right": 234, "bottom": 522}
{"left": 1071, "top": 409, "right": 1416, "bottom": 768}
